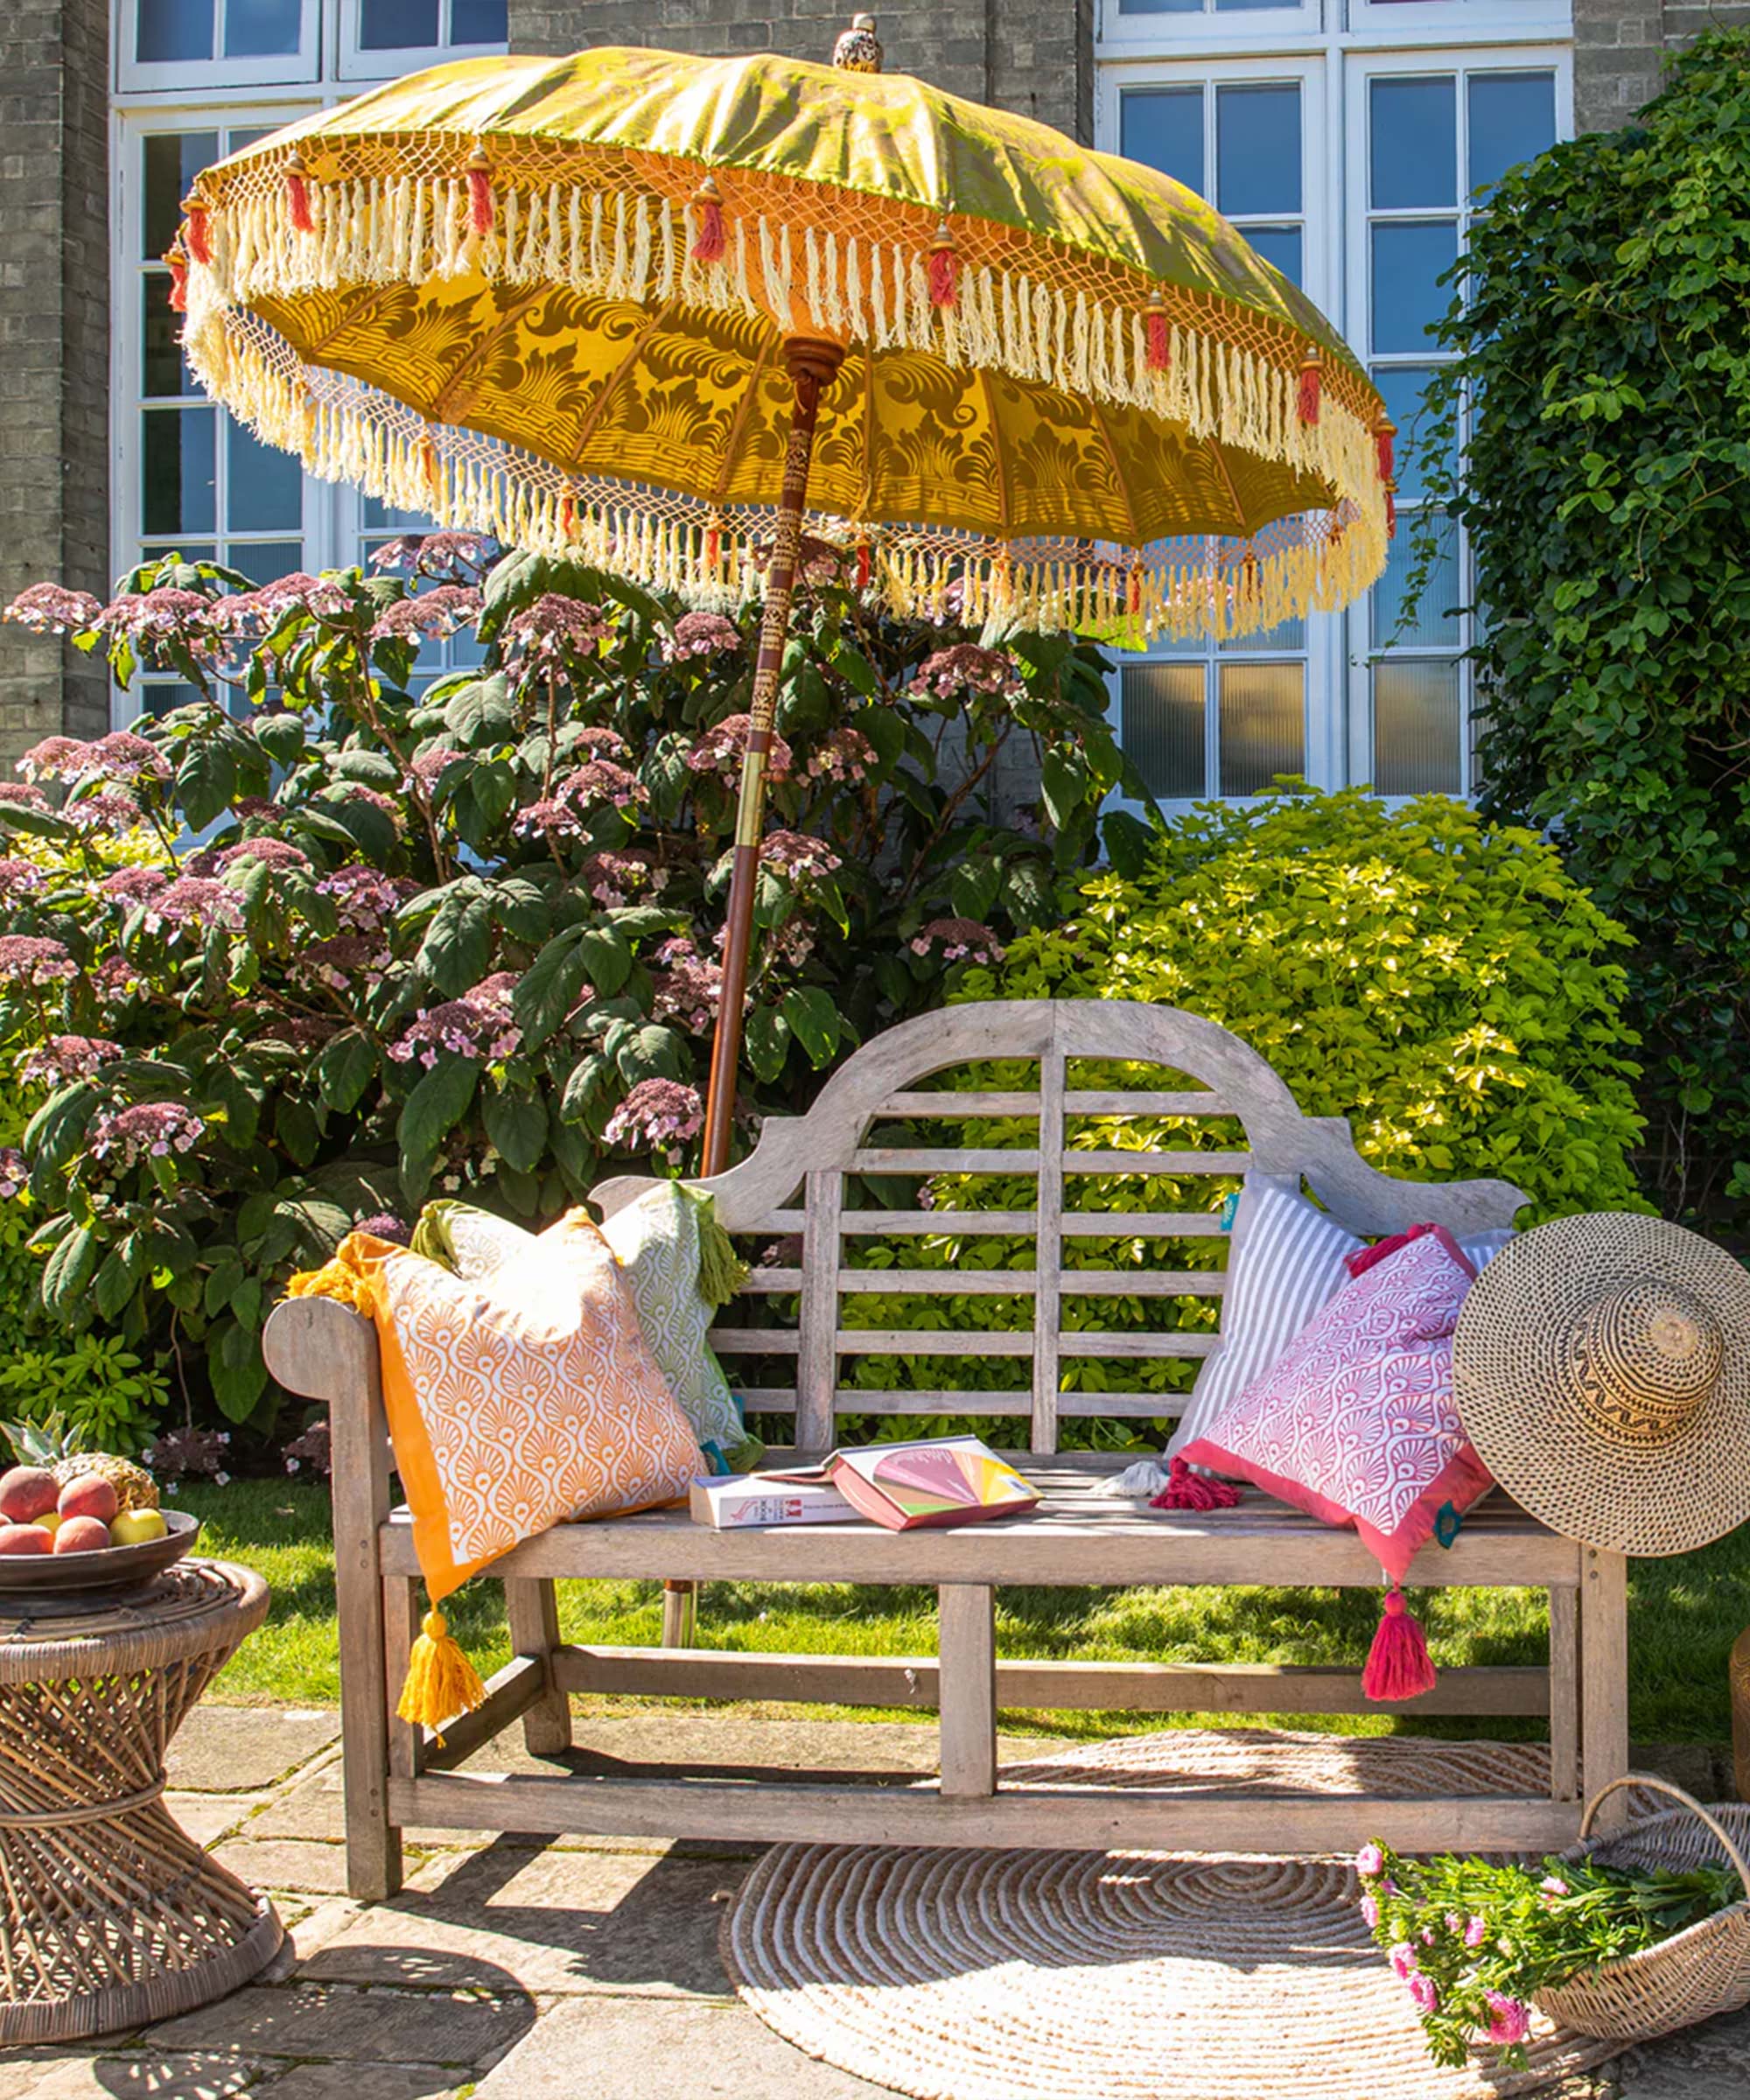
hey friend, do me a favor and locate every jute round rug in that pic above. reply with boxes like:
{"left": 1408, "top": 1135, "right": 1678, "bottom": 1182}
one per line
{"left": 724, "top": 1729, "right": 1631, "bottom": 2100}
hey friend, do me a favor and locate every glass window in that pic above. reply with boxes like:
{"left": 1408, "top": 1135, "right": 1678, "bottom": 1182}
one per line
{"left": 1468, "top": 73, "right": 1557, "bottom": 198}
{"left": 358, "top": 0, "right": 438, "bottom": 44}
{"left": 1370, "top": 220, "right": 1459, "bottom": 354}
{"left": 1369, "top": 78, "right": 1457, "bottom": 210}
{"left": 143, "top": 409, "right": 217, "bottom": 538}
{"left": 1371, "top": 514, "right": 1460, "bottom": 651}
{"left": 1217, "top": 662, "right": 1305, "bottom": 795}
{"left": 226, "top": 423, "right": 304, "bottom": 536}
{"left": 450, "top": 0, "right": 507, "bottom": 38}
{"left": 1374, "top": 662, "right": 1461, "bottom": 796}
{"left": 136, "top": 0, "right": 213, "bottom": 64}
{"left": 1370, "top": 364, "right": 1439, "bottom": 501}
{"left": 1119, "top": 88, "right": 1203, "bottom": 195}
{"left": 1244, "top": 226, "right": 1302, "bottom": 288}
{"left": 1217, "top": 84, "right": 1300, "bottom": 215}
{"left": 225, "top": 0, "right": 301, "bottom": 54}
{"left": 1122, "top": 662, "right": 1206, "bottom": 800}
{"left": 144, "top": 132, "right": 219, "bottom": 258}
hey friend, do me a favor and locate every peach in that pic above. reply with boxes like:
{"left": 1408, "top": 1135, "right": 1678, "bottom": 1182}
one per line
{"left": 53, "top": 1515, "right": 113, "bottom": 1554}
{"left": 0, "top": 1466, "right": 59, "bottom": 1523}
{"left": 0, "top": 1522, "right": 52, "bottom": 1556}
{"left": 57, "top": 1474, "right": 118, "bottom": 1526}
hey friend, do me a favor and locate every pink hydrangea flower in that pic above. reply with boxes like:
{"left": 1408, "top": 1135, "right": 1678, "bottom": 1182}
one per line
{"left": 762, "top": 830, "right": 842, "bottom": 880}
{"left": 88, "top": 1100, "right": 204, "bottom": 1167}
{"left": 501, "top": 594, "right": 611, "bottom": 664}
{"left": 513, "top": 796, "right": 588, "bottom": 842}
{"left": 648, "top": 937, "right": 722, "bottom": 1032}
{"left": 403, "top": 747, "right": 467, "bottom": 792}
{"left": 369, "top": 531, "right": 494, "bottom": 578}
{"left": 806, "top": 725, "right": 877, "bottom": 784}
{"left": 1405, "top": 1974, "right": 1439, "bottom": 2016}
{"left": 100, "top": 866, "right": 170, "bottom": 905}
{"left": 5, "top": 584, "right": 104, "bottom": 634}
{"left": 581, "top": 849, "right": 665, "bottom": 906}
{"left": 86, "top": 732, "right": 171, "bottom": 783}
{"left": 98, "top": 589, "right": 220, "bottom": 660}
{"left": 92, "top": 955, "right": 145, "bottom": 1004}
{"left": 0, "top": 783, "right": 50, "bottom": 812}
{"left": 66, "top": 790, "right": 145, "bottom": 832}
{"left": 388, "top": 973, "right": 521, "bottom": 1068}
{"left": 21, "top": 1034, "right": 122, "bottom": 1085}
{"left": 369, "top": 586, "right": 481, "bottom": 642}
{"left": 316, "top": 867, "right": 417, "bottom": 933}
{"left": 143, "top": 876, "right": 244, "bottom": 938}
{"left": 354, "top": 1212, "right": 410, "bottom": 1244}
{"left": 18, "top": 736, "right": 94, "bottom": 783}
{"left": 1359, "top": 1894, "right": 1380, "bottom": 1930}
{"left": 909, "top": 917, "right": 1004, "bottom": 965}
{"left": 218, "top": 837, "right": 311, "bottom": 873}
{"left": 662, "top": 612, "right": 743, "bottom": 662}
{"left": 1354, "top": 1844, "right": 1386, "bottom": 1881}
{"left": 604, "top": 1079, "right": 704, "bottom": 1163}
{"left": 1482, "top": 1992, "right": 1530, "bottom": 2046}
{"left": 0, "top": 1148, "right": 28, "bottom": 1199}
{"left": 910, "top": 643, "right": 1020, "bottom": 702}
{"left": 256, "top": 1016, "right": 337, "bottom": 1050}
{"left": 0, "top": 858, "right": 43, "bottom": 898}
{"left": 295, "top": 934, "right": 390, "bottom": 994}
{"left": 0, "top": 935, "right": 77, "bottom": 986}
{"left": 686, "top": 716, "right": 794, "bottom": 782}
{"left": 559, "top": 759, "right": 646, "bottom": 811}
{"left": 211, "top": 572, "right": 351, "bottom": 633}
{"left": 566, "top": 724, "right": 633, "bottom": 761}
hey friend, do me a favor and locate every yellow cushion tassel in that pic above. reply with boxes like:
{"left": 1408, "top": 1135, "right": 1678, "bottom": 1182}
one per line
{"left": 396, "top": 1607, "right": 486, "bottom": 1745}
{"left": 285, "top": 1235, "right": 385, "bottom": 1316}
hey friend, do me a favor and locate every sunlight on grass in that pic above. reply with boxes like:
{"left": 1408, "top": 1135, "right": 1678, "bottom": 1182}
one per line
{"left": 183, "top": 1479, "right": 1748, "bottom": 1745}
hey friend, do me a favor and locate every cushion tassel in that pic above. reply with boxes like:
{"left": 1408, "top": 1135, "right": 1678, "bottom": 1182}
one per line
{"left": 690, "top": 177, "right": 726, "bottom": 263}
{"left": 396, "top": 1607, "right": 486, "bottom": 1745}
{"left": 1144, "top": 299, "right": 1170, "bottom": 374}
{"left": 683, "top": 1186, "right": 750, "bottom": 1306}
{"left": 182, "top": 200, "right": 212, "bottom": 267}
{"left": 1151, "top": 1457, "right": 1241, "bottom": 1512}
{"left": 1298, "top": 351, "right": 1322, "bottom": 425}
{"left": 1376, "top": 419, "right": 1396, "bottom": 484}
{"left": 1362, "top": 1587, "right": 1438, "bottom": 1703}
{"left": 928, "top": 219, "right": 958, "bottom": 310}
{"left": 466, "top": 147, "right": 494, "bottom": 236}
{"left": 284, "top": 155, "right": 314, "bottom": 234}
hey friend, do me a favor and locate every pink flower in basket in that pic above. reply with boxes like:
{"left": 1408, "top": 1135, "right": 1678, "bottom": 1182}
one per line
{"left": 1483, "top": 1992, "right": 1530, "bottom": 2046}
{"left": 1464, "top": 1914, "right": 1488, "bottom": 1950}
{"left": 1387, "top": 1942, "right": 1418, "bottom": 1980}
{"left": 1539, "top": 1875, "right": 1570, "bottom": 1903}
{"left": 1360, "top": 1894, "right": 1380, "bottom": 1929}
{"left": 1354, "top": 1844, "right": 1386, "bottom": 1880}
{"left": 1406, "top": 1973, "right": 1439, "bottom": 2015}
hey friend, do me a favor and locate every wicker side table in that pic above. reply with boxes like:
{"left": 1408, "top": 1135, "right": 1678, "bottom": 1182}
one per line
{"left": 0, "top": 1558, "right": 284, "bottom": 2045}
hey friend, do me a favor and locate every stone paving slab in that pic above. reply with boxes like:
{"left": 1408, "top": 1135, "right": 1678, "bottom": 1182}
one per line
{"left": 296, "top": 1842, "right": 752, "bottom": 2000}
{"left": 166, "top": 1708, "right": 340, "bottom": 1795}
{"left": 0, "top": 2051, "right": 264, "bottom": 2098}
{"left": 211, "top": 1839, "right": 356, "bottom": 1900}
{"left": 148, "top": 1982, "right": 536, "bottom": 2071}
{"left": 163, "top": 1791, "right": 272, "bottom": 1850}
{"left": 253, "top": 2065, "right": 466, "bottom": 2100}
{"left": 467, "top": 1993, "right": 892, "bottom": 2098}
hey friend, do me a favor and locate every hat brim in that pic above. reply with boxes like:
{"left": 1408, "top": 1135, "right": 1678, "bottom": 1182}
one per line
{"left": 1452, "top": 1212, "right": 1750, "bottom": 1557}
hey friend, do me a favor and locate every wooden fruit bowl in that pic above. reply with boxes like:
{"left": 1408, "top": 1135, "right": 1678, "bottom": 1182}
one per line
{"left": 0, "top": 1509, "right": 200, "bottom": 1596}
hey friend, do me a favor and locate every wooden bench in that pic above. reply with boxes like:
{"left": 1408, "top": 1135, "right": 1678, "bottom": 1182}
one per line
{"left": 262, "top": 999, "right": 1628, "bottom": 1901}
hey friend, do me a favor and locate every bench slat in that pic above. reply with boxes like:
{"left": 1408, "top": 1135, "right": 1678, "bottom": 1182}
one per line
{"left": 852, "top": 1148, "right": 1041, "bottom": 1172}
{"left": 875, "top": 1090, "right": 1236, "bottom": 1117}
{"left": 1064, "top": 1151, "right": 1252, "bottom": 1174}
{"left": 727, "top": 1268, "right": 1227, "bottom": 1298}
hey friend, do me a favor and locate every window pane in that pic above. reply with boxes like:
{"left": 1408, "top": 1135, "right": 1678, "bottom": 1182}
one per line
{"left": 1220, "top": 612, "right": 1305, "bottom": 654}
{"left": 1370, "top": 220, "right": 1458, "bottom": 354}
{"left": 1370, "top": 364, "right": 1438, "bottom": 501}
{"left": 451, "top": 0, "right": 507, "bottom": 39}
{"left": 1218, "top": 662, "right": 1303, "bottom": 795}
{"left": 1244, "top": 226, "right": 1302, "bottom": 289}
{"left": 137, "top": 0, "right": 213, "bottom": 63}
{"left": 1370, "top": 77, "right": 1456, "bottom": 209}
{"left": 1374, "top": 660, "right": 1461, "bottom": 795}
{"left": 226, "top": 539, "right": 303, "bottom": 585}
{"left": 144, "top": 133, "right": 218, "bottom": 258}
{"left": 143, "top": 408, "right": 216, "bottom": 536}
{"left": 1117, "top": 0, "right": 1203, "bottom": 14}
{"left": 224, "top": 0, "right": 301, "bottom": 54}
{"left": 1120, "top": 88, "right": 1204, "bottom": 198}
{"left": 226, "top": 421, "right": 303, "bottom": 534}
{"left": 1467, "top": 73, "right": 1556, "bottom": 199}
{"left": 143, "top": 274, "right": 199, "bottom": 398}
{"left": 1217, "top": 86, "right": 1300, "bottom": 216}
{"left": 1215, "top": 0, "right": 1287, "bottom": 10}
{"left": 1122, "top": 662, "right": 1206, "bottom": 800}
{"left": 358, "top": 0, "right": 439, "bottom": 46}
{"left": 1371, "top": 510, "right": 1460, "bottom": 650}
{"left": 141, "top": 681, "right": 209, "bottom": 719}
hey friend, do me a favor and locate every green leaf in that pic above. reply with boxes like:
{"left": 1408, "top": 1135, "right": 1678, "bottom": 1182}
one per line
{"left": 210, "top": 1317, "right": 270, "bottom": 1423}
{"left": 396, "top": 1054, "right": 479, "bottom": 1162}
{"left": 276, "top": 1094, "right": 323, "bottom": 1169}
{"left": 744, "top": 1004, "right": 791, "bottom": 1082}
{"left": 559, "top": 1051, "right": 612, "bottom": 1122}
{"left": 612, "top": 1023, "right": 688, "bottom": 1085}
{"left": 513, "top": 927, "right": 590, "bottom": 1049}
{"left": 43, "top": 1226, "right": 101, "bottom": 1320}
{"left": 251, "top": 712, "right": 305, "bottom": 765}
{"left": 575, "top": 923, "right": 633, "bottom": 998}
{"left": 780, "top": 984, "right": 842, "bottom": 1068}
{"left": 416, "top": 879, "right": 494, "bottom": 997}
{"left": 24, "top": 1083, "right": 98, "bottom": 1177}
{"left": 443, "top": 672, "right": 517, "bottom": 740}
{"left": 1101, "top": 808, "right": 1157, "bottom": 880}
{"left": 493, "top": 876, "right": 551, "bottom": 945}
{"left": 317, "top": 1028, "right": 378, "bottom": 1113}
{"left": 482, "top": 1084, "right": 549, "bottom": 1172}
{"left": 1040, "top": 746, "right": 1090, "bottom": 830}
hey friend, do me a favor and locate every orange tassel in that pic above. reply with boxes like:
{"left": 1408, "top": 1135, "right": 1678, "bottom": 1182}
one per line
{"left": 928, "top": 220, "right": 958, "bottom": 310}
{"left": 166, "top": 248, "right": 188, "bottom": 313}
{"left": 1145, "top": 304, "right": 1170, "bottom": 374}
{"left": 1376, "top": 420, "right": 1396, "bottom": 484}
{"left": 466, "top": 149, "right": 494, "bottom": 236}
{"left": 559, "top": 494, "right": 577, "bottom": 540}
{"left": 183, "top": 200, "right": 211, "bottom": 267}
{"left": 691, "top": 177, "right": 726, "bottom": 263}
{"left": 1385, "top": 479, "right": 1398, "bottom": 538}
{"left": 421, "top": 438, "right": 443, "bottom": 504}
{"left": 1298, "top": 353, "right": 1321, "bottom": 425}
{"left": 285, "top": 156, "right": 313, "bottom": 234}
{"left": 1127, "top": 564, "right": 1144, "bottom": 617}
{"left": 704, "top": 525, "right": 721, "bottom": 573}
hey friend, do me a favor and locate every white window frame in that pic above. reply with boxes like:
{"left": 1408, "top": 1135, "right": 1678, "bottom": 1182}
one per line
{"left": 1340, "top": 41, "right": 1571, "bottom": 796}
{"left": 118, "top": 0, "right": 321, "bottom": 93}
{"left": 1099, "top": 0, "right": 1323, "bottom": 60}
{"left": 335, "top": 0, "right": 508, "bottom": 80}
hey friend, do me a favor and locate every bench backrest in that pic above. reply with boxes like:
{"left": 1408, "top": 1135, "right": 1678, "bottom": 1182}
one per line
{"left": 592, "top": 999, "right": 1527, "bottom": 1457}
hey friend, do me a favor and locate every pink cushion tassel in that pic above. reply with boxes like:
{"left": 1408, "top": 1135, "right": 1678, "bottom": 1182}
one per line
{"left": 1362, "top": 1587, "right": 1438, "bottom": 1702}
{"left": 1151, "top": 1458, "right": 1241, "bottom": 1513}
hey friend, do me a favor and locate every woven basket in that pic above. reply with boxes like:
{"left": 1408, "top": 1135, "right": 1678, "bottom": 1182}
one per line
{"left": 1533, "top": 1774, "right": 1750, "bottom": 2043}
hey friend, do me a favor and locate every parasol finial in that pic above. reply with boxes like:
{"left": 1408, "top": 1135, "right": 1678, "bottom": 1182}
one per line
{"left": 833, "top": 15, "right": 883, "bottom": 71}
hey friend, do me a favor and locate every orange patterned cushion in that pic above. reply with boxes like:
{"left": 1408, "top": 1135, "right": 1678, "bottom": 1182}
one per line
{"left": 326, "top": 1217, "right": 701, "bottom": 1600}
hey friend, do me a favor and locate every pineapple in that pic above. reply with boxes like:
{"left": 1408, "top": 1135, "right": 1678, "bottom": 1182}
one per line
{"left": 3, "top": 1413, "right": 159, "bottom": 1514}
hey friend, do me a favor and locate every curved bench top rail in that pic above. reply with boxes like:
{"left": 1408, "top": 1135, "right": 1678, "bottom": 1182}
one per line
{"left": 593, "top": 1000, "right": 1528, "bottom": 1239}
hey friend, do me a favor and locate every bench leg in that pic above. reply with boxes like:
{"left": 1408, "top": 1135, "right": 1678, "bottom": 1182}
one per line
{"left": 661, "top": 1579, "right": 698, "bottom": 1648}
{"left": 504, "top": 1576, "right": 573, "bottom": 1755}
{"left": 1549, "top": 1586, "right": 1579, "bottom": 1803}
{"left": 1580, "top": 1547, "right": 1630, "bottom": 1829}
{"left": 331, "top": 1411, "right": 403, "bottom": 1902}
{"left": 938, "top": 1585, "right": 998, "bottom": 1800}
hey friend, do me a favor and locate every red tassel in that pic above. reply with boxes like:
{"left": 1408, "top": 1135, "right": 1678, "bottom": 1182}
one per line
{"left": 855, "top": 540, "right": 871, "bottom": 591}
{"left": 928, "top": 222, "right": 958, "bottom": 310}
{"left": 184, "top": 203, "right": 212, "bottom": 267}
{"left": 166, "top": 249, "right": 188, "bottom": 314}
{"left": 1345, "top": 1222, "right": 1437, "bottom": 1281}
{"left": 691, "top": 178, "right": 726, "bottom": 263}
{"left": 1376, "top": 421, "right": 1396, "bottom": 484}
{"left": 285, "top": 159, "right": 314, "bottom": 234}
{"left": 559, "top": 495, "right": 577, "bottom": 540}
{"left": 1151, "top": 1458, "right": 1240, "bottom": 1514}
{"left": 1127, "top": 565, "right": 1144, "bottom": 617}
{"left": 1145, "top": 306, "right": 1170, "bottom": 374}
{"left": 1385, "top": 480, "right": 1398, "bottom": 539}
{"left": 1298, "top": 354, "right": 1322, "bottom": 425}
{"left": 1362, "top": 1588, "right": 1438, "bottom": 1703}
{"left": 466, "top": 152, "right": 494, "bottom": 236}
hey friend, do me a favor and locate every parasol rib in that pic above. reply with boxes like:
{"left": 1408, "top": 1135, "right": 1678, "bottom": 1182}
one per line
{"left": 1206, "top": 433, "right": 1252, "bottom": 541}
{"left": 428, "top": 286, "right": 564, "bottom": 430}
{"left": 1086, "top": 393, "right": 1142, "bottom": 554}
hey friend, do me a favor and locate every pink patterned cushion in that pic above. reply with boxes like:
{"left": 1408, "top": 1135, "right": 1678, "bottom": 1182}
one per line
{"left": 1177, "top": 1227, "right": 1493, "bottom": 1581}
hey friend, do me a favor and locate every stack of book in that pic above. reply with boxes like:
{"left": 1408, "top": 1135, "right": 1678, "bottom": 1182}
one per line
{"left": 690, "top": 1434, "right": 1040, "bottom": 1531}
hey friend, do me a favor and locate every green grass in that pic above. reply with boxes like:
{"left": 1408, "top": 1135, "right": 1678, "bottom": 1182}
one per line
{"left": 181, "top": 1479, "right": 1750, "bottom": 1746}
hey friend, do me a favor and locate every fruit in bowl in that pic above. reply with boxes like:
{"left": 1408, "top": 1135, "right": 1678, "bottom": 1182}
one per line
{"left": 110, "top": 1508, "right": 169, "bottom": 1547}
{"left": 57, "top": 1473, "right": 120, "bottom": 1527}
{"left": 54, "top": 1515, "right": 112, "bottom": 1554}
{"left": 0, "top": 1522, "right": 52, "bottom": 1556}
{"left": 0, "top": 1466, "right": 59, "bottom": 1524}
{"left": 2, "top": 1413, "right": 158, "bottom": 1516}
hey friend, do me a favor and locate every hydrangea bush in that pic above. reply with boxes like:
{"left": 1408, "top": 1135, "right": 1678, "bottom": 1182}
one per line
{"left": 0, "top": 544, "right": 1132, "bottom": 1435}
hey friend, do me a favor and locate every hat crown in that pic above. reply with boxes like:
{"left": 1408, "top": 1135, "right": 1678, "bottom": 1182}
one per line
{"left": 1568, "top": 1278, "right": 1724, "bottom": 1450}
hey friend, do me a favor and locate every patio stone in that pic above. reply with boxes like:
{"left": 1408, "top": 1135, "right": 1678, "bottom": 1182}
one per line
{"left": 147, "top": 1981, "right": 536, "bottom": 2070}
{"left": 1616, "top": 2009, "right": 1750, "bottom": 2099}
{"left": 164, "top": 1789, "right": 271, "bottom": 1848}
{"left": 296, "top": 1841, "right": 745, "bottom": 2000}
{"left": 468, "top": 1994, "right": 890, "bottom": 2098}
{"left": 211, "top": 1838, "right": 358, "bottom": 1898}
{"left": 166, "top": 1706, "right": 340, "bottom": 1794}
{"left": 0, "top": 2052, "right": 265, "bottom": 2097}
{"left": 253, "top": 2064, "right": 467, "bottom": 2100}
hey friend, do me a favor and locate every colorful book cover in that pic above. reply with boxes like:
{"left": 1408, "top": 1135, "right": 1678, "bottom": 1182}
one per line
{"left": 766, "top": 1436, "right": 1040, "bottom": 1532}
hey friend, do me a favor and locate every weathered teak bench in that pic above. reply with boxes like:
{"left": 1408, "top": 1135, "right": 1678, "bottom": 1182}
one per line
{"left": 263, "top": 1000, "right": 1628, "bottom": 1901}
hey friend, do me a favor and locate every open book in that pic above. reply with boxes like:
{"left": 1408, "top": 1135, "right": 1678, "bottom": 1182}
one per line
{"left": 762, "top": 1435, "right": 1040, "bottom": 1532}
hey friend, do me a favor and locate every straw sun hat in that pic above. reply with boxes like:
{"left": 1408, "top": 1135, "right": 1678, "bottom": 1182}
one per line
{"left": 1452, "top": 1212, "right": 1750, "bottom": 1557}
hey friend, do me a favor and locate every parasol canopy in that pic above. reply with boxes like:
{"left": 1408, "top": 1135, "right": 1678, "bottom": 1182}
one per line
{"left": 171, "top": 40, "right": 1393, "bottom": 647}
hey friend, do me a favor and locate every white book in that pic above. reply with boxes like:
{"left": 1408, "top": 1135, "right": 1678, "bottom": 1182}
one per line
{"left": 689, "top": 1474, "right": 860, "bottom": 1529}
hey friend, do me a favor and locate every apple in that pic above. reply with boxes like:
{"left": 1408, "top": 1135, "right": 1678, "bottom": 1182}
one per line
{"left": 57, "top": 1474, "right": 118, "bottom": 1526}
{"left": 53, "top": 1515, "right": 113, "bottom": 1554}
{"left": 33, "top": 1511, "right": 62, "bottom": 1540}
{"left": 0, "top": 1522, "right": 52, "bottom": 1556}
{"left": 109, "top": 1508, "right": 168, "bottom": 1548}
{"left": 0, "top": 1466, "right": 59, "bottom": 1523}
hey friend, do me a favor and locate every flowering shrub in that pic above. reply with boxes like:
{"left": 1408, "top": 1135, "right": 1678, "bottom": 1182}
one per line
{"left": 1354, "top": 1839, "right": 1741, "bottom": 2068}
{"left": 0, "top": 543, "right": 1130, "bottom": 1436}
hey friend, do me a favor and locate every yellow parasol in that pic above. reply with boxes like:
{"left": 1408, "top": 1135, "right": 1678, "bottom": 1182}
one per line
{"left": 171, "top": 19, "right": 1392, "bottom": 1172}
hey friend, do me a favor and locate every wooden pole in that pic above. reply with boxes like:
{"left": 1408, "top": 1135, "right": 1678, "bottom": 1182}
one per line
{"left": 699, "top": 337, "right": 844, "bottom": 1180}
